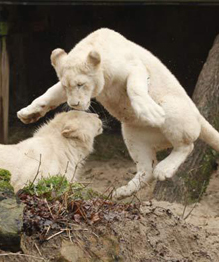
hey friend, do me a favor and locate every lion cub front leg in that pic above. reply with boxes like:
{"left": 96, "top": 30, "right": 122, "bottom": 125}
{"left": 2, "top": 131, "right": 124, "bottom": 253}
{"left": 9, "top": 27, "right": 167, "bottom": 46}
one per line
{"left": 17, "top": 82, "right": 67, "bottom": 124}
{"left": 127, "top": 66, "right": 165, "bottom": 127}
{"left": 113, "top": 124, "right": 156, "bottom": 199}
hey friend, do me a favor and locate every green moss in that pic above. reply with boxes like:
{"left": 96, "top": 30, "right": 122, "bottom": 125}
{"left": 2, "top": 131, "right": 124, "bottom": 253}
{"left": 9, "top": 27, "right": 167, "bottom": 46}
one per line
{"left": 184, "top": 148, "right": 218, "bottom": 203}
{"left": 23, "top": 175, "right": 103, "bottom": 201}
{"left": 183, "top": 111, "right": 219, "bottom": 202}
{"left": 78, "top": 187, "right": 101, "bottom": 200}
{"left": 0, "top": 169, "right": 11, "bottom": 181}
{"left": 0, "top": 169, "right": 13, "bottom": 191}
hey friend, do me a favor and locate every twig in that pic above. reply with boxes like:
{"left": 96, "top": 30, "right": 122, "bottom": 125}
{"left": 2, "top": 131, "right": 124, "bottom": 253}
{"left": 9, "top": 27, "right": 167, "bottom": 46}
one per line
{"left": 130, "top": 193, "right": 142, "bottom": 206}
{"left": 188, "top": 165, "right": 203, "bottom": 174}
{"left": 45, "top": 225, "right": 51, "bottom": 236}
{"left": 71, "top": 156, "right": 87, "bottom": 182}
{"left": 71, "top": 160, "right": 80, "bottom": 183}
{"left": 74, "top": 204, "right": 89, "bottom": 223}
{"left": 30, "top": 154, "right": 42, "bottom": 188}
{"left": 181, "top": 189, "right": 190, "bottom": 219}
{"left": 88, "top": 183, "right": 114, "bottom": 212}
{"left": 96, "top": 188, "right": 115, "bottom": 213}
{"left": 34, "top": 242, "right": 42, "bottom": 256}
{"left": 0, "top": 252, "right": 45, "bottom": 260}
{"left": 97, "top": 177, "right": 120, "bottom": 203}
{"left": 92, "top": 232, "right": 99, "bottom": 239}
{"left": 46, "top": 229, "right": 65, "bottom": 241}
{"left": 71, "top": 228, "right": 88, "bottom": 231}
{"left": 99, "top": 183, "right": 115, "bottom": 200}
{"left": 64, "top": 161, "right": 69, "bottom": 174}
{"left": 67, "top": 229, "right": 73, "bottom": 243}
{"left": 76, "top": 181, "right": 92, "bottom": 184}
{"left": 44, "top": 198, "right": 54, "bottom": 220}
{"left": 64, "top": 222, "right": 89, "bottom": 230}
{"left": 181, "top": 203, "right": 187, "bottom": 219}
{"left": 184, "top": 180, "right": 206, "bottom": 220}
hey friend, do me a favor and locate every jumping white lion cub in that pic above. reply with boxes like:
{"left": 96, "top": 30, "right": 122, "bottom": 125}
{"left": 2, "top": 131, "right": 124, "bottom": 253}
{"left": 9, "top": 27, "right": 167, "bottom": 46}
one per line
{"left": 1, "top": 111, "right": 102, "bottom": 193}
{"left": 17, "top": 28, "right": 219, "bottom": 199}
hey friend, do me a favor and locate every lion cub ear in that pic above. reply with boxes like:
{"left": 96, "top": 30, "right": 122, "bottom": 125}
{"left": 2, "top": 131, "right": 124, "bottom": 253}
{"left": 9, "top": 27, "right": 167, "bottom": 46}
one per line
{"left": 62, "top": 123, "right": 90, "bottom": 143}
{"left": 51, "top": 48, "right": 67, "bottom": 73}
{"left": 61, "top": 123, "right": 78, "bottom": 138}
{"left": 87, "top": 51, "right": 101, "bottom": 67}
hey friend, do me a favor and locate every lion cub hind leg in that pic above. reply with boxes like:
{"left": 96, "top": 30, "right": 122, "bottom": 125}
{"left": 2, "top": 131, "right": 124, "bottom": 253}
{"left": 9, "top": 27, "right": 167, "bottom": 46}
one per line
{"left": 153, "top": 144, "right": 194, "bottom": 181}
{"left": 113, "top": 124, "right": 157, "bottom": 200}
{"left": 154, "top": 96, "right": 200, "bottom": 181}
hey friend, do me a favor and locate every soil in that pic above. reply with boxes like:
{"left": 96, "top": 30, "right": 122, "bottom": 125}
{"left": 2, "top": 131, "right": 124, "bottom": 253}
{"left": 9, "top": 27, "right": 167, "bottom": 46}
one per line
{"left": 81, "top": 158, "right": 219, "bottom": 230}
{"left": 77, "top": 135, "right": 219, "bottom": 261}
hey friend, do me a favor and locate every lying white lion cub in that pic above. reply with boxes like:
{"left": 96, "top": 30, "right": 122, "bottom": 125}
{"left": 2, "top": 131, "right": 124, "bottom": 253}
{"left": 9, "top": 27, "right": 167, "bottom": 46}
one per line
{"left": 17, "top": 28, "right": 219, "bottom": 199}
{"left": 0, "top": 111, "right": 102, "bottom": 193}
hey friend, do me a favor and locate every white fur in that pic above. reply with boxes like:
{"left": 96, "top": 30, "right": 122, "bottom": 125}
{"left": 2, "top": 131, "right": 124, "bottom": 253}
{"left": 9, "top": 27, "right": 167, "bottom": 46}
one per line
{"left": 2, "top": 111, "right": 102, "bottom": 193}
{"left": 17, "top": 28, "right": 219, "bottom": 199}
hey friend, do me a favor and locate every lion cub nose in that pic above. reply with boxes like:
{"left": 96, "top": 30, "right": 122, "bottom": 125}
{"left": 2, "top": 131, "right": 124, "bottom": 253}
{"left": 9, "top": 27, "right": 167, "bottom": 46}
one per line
{"left": 70, "top": 102, "right": 80, "bottom": 107}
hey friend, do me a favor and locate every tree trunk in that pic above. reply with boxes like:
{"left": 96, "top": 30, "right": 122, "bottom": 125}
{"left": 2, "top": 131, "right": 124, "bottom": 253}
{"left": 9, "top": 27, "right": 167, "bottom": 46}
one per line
{"left": 153, "top": 34, "right": 219, "bottom": 203}
{"left": 0, "top": 18, "right": 9, "bottom": 144}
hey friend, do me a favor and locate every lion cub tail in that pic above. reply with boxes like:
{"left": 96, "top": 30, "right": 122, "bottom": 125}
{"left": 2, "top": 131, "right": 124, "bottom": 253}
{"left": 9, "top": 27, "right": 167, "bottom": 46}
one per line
{"left": 199, "top": 115, "right": 219, "bottom": 152}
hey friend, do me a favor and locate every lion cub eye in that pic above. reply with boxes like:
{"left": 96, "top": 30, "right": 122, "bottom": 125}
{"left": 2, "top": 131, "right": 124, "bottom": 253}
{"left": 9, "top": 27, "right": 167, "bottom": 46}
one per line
{"left": 77, "top": 83, "right": 84, "bottom": 88}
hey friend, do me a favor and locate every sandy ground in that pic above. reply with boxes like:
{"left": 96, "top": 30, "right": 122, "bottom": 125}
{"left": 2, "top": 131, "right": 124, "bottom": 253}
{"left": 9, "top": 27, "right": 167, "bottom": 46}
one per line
{"left": 81, "top": 158, "right": 219, "bottom": 225}
{"left": 76, "top": 156, "right": 219, "bottom": 261}
{"left": 78, "top": 133, "right": 219, "bottom": 244}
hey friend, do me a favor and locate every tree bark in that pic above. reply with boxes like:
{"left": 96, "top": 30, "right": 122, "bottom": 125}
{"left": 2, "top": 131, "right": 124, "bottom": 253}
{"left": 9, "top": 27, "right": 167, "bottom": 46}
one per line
{"left": 0, "top": 33, "right": 9, "bottom": 144}
{"left": 153, "top": 34, "right": 219, "bottom": 203}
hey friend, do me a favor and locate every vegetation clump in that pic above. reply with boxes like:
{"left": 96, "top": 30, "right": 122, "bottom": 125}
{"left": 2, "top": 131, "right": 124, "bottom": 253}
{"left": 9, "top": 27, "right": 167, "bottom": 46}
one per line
{"left": 19, "top": 175, "right": 140, "bottom": 239}
{"left": 0, "top": 168, "right": 13, "bottom": 191}
{"left": 22, "top": 175, "right": 101, "bottom": 201}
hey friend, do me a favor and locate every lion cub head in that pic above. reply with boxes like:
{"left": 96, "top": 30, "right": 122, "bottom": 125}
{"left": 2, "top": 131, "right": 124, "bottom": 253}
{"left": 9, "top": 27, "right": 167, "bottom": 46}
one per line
{"left": 35, "top": 111, "right": 103, "bottom": 145}
{"left": 51, "top": 48, "right": 104, "bottom": 111}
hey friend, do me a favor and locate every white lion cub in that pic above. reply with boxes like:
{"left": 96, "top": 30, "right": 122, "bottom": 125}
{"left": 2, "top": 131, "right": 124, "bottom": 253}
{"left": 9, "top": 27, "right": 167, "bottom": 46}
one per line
{"left": 17, "top": 28, "right": 219, "bottom": 199}
{"left": 0, "top": 111, "right": 102, "bottom": 193}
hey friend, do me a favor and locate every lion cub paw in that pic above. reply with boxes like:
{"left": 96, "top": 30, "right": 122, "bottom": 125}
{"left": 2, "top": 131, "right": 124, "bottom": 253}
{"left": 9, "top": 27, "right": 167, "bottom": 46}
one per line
{"left": 112, "top": 185, "right": 135, "bottom": 200}
{"left": 153, "top": 165, "right": 176, "bottom": 181}
{"left": 17, "top": 103, "right": 47, "bottom": 124}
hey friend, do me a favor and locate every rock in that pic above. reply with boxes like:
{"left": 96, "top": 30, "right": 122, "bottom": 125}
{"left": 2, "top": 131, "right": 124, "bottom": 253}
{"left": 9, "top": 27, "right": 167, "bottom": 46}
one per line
{"left": 60, "top": 240, "right": 85, "bottom": 262}
{"left": 59, "top": 234, "right": 121, "bottom": 262}
{"left": 0, "top": 169, "right": 24, "bottom": 252}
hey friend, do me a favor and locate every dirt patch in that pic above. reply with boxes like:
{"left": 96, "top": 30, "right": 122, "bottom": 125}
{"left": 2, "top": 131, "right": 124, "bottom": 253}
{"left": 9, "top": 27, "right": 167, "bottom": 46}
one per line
{"left": 76, "top": 156, "right": 219, "bottom": 261}
{"left": 1, "top": 201, "right": 219, "bottom": 262}
{"left": 79, "top": 159, "right": 156, "bottom": 202}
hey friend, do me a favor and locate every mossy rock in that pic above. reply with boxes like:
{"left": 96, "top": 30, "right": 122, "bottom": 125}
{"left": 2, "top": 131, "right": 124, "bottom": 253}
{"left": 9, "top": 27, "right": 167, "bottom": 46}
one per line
{"left": 0, "top": 169, "right": 24, "bottom": 252}
{"left": 0, "top": 197, "right": 24, "bottom": 252}
{"left": 60, "top": 235, "right": 121, "bottom": 262}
